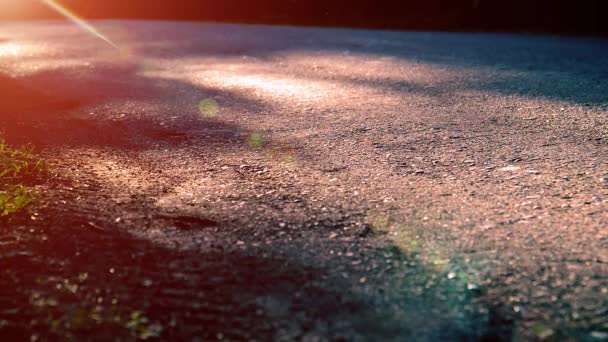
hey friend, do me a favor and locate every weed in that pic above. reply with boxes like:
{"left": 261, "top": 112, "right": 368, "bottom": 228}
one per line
{"left": 0, "top": 141, "right": 47, "bottom": 184}
{"left": 0, "top": 140, "right": 46, "bottom": 217}
{"left": 0, "top": 185, "right": 36, "bottom": 217}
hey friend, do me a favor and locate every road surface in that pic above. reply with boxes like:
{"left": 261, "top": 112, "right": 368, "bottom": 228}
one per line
{"left": 1, "top": 20, "right": 607, "bottom": 340}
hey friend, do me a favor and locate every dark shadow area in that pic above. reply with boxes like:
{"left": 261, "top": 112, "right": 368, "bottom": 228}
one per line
{"left": 0, "top": 213, "right": 375, "bottom": 340}
{"left": 0, "top": 175, "right": 508, "bottom": 340}
{"left": 3, "top": 0, "right": 607, "bottom": 36}
{"left": 0, "top": 64, "right": 266, "bottom": 150}
{"left": 311, "top": 63, "right": 608, "bottom": 106}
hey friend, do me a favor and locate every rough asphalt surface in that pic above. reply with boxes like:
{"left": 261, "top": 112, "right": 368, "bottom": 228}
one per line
{"left": 1, "top": 21, "right": 608, "bottom": 341}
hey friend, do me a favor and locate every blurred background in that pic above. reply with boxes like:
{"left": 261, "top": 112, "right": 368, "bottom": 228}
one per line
{"left": 1, "top": 0, "right": 607, "bottom": 35}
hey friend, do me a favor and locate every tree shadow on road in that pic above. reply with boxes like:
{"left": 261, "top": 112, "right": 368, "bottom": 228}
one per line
{"left": 127, "top": 22, "right": 608, "bottom": 106}
{"left": 0, "top": 63, "right": 268, "bottom": 150}
{"left": 0, "top": 180, "right": 505, "bottom": 341}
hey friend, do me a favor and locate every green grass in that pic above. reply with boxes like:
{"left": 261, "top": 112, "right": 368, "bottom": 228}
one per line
{"left": 0, "top": 185, "right": 36, "bottom": 217}
{"left": 0, "top": 142, "right": 47, "bottom": 182}
{"left": 0, "top": 141, "right": 46, "bottom": 217}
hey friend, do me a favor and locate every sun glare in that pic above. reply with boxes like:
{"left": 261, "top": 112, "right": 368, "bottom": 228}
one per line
{"left": 40, "top": 0, "right": 119, "bottom": 49}
{"left": 0, "top": 42, "right": 22, "bottom": 57}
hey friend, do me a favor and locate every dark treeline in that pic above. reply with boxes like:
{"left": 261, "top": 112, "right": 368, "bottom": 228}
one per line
{"left": 4, "top": 0, "right": 607, "bottom": 36}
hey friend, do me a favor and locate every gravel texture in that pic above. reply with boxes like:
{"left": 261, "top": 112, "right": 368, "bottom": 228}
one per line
{"left": 1, "top": 20, "right": 607, "bottom": 341}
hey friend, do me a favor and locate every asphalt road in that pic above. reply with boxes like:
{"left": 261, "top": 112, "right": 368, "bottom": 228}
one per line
{"left": 1, "top": 20, "right": 607, "bottom": 341}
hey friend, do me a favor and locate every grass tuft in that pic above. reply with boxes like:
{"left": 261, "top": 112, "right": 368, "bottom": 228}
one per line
{"left": 0, "top": 185, "right": 36, "bottom": 217}
{"left": 0, "top": 140, "right": 47, "bottom": 217}
{"left": 0, "top": 141, "right": 47, "bottom": 184}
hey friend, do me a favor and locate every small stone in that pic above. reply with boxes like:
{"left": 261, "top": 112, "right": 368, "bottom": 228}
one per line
{"left": 499, "top": 165, "right": 520, "bottom": 172}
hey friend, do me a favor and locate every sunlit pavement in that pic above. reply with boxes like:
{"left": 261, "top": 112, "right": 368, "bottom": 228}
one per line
{"left": 1, "top": 21, "right": 608, "bottom": 340}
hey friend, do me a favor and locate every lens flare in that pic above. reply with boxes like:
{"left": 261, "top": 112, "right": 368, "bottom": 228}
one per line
{"left": 198, "top": 97, "right": 219, "bottom": 118}
{"left": 247, "top": 132, "right": 264, "bottom": 148}
{"left": 40, "top": 0, "right": 118, "bottom": 49}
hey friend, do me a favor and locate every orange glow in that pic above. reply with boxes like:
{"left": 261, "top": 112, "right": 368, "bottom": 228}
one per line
{"left": 40, "top": 0, "right": 119, "bottom": 49}
{"left": 0, "top": 0, "right": 31, "bottom": 16}
{"left": 0, "top": 0, "right": 28, "bottom": 9}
